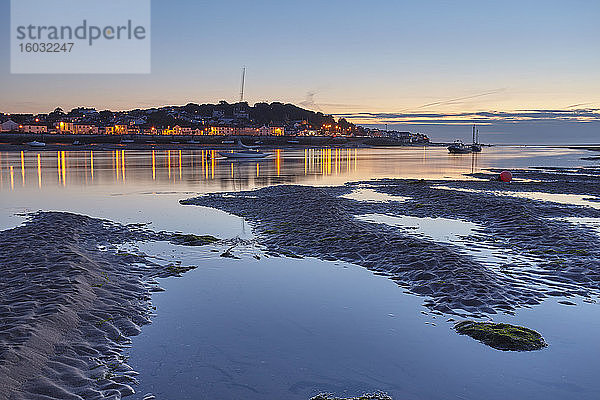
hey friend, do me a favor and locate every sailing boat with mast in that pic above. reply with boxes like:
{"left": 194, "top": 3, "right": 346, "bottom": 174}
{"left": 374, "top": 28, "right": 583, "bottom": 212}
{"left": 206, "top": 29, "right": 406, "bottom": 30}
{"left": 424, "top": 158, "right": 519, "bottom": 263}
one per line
{"left": 448, "top": 125, "right": 483, "bottom": 154}
{"left": 447, "top": 140, "right": 471, "bottom": 154}
{"left": 471, "top": 125, "right": 482, "bottom": 152}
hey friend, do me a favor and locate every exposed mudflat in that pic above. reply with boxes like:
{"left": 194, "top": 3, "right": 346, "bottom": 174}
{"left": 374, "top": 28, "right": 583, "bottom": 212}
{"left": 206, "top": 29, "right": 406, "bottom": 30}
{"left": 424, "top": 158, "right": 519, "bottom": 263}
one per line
{"left": 0, "top": 212, "right": 199, "bottom": 400}
{"left": 182, "top": 167, "right": 600, "bottom": 318}
{"left": 3, "top": 165, "right": 600, "bottom": 399}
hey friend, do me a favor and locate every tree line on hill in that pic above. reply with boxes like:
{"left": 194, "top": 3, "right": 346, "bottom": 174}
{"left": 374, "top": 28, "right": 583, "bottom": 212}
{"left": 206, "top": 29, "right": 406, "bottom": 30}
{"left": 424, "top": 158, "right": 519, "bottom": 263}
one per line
{"left": 3, "top": 101, "right": 366, "bottom": 134}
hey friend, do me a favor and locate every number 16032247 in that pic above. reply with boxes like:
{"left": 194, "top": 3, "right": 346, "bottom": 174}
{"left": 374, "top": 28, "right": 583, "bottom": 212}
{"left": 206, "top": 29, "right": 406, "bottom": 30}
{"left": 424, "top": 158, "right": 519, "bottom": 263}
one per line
{"left": 19, "top": 43, "right": 74, "bottom": 52}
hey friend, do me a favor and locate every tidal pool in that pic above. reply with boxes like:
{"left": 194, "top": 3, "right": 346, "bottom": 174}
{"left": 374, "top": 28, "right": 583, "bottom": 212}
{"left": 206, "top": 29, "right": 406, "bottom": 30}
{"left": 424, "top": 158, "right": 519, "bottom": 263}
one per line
{"left": 127, "top": 239, "right": 600, "bottom": 400}
{"left": 340, "top": 188, "right": 410, "bottom": 203}
{"left": 559, "top": 217, "right": 600, "bottom": 237}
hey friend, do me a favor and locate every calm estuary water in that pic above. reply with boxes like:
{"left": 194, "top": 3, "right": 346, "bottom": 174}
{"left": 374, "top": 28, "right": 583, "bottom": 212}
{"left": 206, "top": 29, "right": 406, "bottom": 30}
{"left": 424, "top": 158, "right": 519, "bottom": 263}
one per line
{"left": 0, "top": 145, "right": 592, "bottom": 231}
{"left": 1, "top": 145, "right": 599, "bottom": 399}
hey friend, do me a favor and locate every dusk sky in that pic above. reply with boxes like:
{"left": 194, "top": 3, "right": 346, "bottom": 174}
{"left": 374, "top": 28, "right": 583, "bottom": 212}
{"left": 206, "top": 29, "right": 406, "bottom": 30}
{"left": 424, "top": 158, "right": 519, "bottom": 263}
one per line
{"left": 1, "top": 0, "right": 599, "bottom": 143}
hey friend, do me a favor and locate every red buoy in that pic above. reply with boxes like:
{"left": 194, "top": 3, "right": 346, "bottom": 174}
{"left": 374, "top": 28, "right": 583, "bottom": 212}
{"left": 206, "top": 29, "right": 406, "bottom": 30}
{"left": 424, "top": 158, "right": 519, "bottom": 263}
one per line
{"left": 500, "top": 171, "right": 512, "bottom": 182}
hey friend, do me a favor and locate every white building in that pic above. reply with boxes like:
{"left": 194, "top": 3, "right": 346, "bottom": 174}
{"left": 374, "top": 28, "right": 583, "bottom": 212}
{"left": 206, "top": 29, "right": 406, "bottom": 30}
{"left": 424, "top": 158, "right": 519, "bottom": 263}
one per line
{"left": 20, "top": 125, "right": 48, "bottom": 134}
{"left": 0, "top": 120, "right": 19, "bottom": 132}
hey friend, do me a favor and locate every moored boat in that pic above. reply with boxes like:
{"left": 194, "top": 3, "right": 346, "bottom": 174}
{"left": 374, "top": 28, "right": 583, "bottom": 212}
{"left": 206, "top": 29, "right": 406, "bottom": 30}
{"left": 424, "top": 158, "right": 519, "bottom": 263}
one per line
{"left": 218, "top": 150, "right": 269, "bottom": 159}
{"left": 471, "top": 143, "right": 482, "bottom": 152}
{"left": 448, "top": 140, "right": 472, "bottom": 154}
{"left": 448, "top": 125, "right": 484, "bottom": 154}
{"left": 471, "top": 126, "right": 482, "bottom": 152}
{"left": 219, "top": 138, "right": 268, "bottom": 158}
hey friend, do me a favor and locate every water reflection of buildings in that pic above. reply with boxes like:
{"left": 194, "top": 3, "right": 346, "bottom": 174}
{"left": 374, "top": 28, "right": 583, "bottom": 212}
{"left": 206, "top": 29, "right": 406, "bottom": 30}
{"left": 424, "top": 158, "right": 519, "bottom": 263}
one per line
{"left": 0, "top": 148, "right": 361, "bottom": 191}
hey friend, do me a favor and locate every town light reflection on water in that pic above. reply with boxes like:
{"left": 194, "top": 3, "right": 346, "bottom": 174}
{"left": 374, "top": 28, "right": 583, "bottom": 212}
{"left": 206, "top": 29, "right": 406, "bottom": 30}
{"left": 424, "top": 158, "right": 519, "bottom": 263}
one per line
{"left": 20, "top": 151, "right": 25, "bottom": 186}
{"left": 37, "top": 154, "right": 41, "bottom": 188}
{"left": 0, "top": 147, "right": 366, "bottom": 191}
{"left": 60, "top": 151, "right": 66, "bottom": 186}
{"left": 0, "top": 146, "right": 583, "bottom": 194}
{"left": 151, "top": 150, "right": 155, "bottom": 180}
{"left": 90, "top": 151, "right": 94, "bottom": 181}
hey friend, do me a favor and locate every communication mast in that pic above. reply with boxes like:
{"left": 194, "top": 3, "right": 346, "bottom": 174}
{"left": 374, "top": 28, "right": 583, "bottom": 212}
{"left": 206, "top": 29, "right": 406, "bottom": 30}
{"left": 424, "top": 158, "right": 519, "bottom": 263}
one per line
{"left": 240, "top": 67, "right": 246, "bottom": 102}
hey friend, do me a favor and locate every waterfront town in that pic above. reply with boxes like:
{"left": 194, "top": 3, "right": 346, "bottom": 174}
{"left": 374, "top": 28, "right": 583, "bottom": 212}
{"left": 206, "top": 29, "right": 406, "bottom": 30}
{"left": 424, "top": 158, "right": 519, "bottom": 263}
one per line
{"left": 0, "top": 101, "right": 429, "bottom": 144}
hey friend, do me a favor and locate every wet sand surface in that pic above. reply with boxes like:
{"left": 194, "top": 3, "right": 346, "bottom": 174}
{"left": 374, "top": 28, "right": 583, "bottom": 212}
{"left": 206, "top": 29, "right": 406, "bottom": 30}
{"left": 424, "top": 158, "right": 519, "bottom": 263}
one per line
{"left": 183, "top": 167, "right": 600, "bottom": 317}
{"left": 0, "top": 213, "right": 186, "bottom": 400}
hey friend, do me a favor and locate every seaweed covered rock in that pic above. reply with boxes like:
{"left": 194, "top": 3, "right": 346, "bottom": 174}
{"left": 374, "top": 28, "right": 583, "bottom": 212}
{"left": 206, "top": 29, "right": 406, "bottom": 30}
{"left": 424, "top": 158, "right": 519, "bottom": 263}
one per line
{"left": 311, "top": 393, "right": 393, "bottom": 400}
{"left": 454, "top": 321, "right": 547, "bottom": 351}
{"left": 171, "top": 233, "right": 220, "bottom": 246}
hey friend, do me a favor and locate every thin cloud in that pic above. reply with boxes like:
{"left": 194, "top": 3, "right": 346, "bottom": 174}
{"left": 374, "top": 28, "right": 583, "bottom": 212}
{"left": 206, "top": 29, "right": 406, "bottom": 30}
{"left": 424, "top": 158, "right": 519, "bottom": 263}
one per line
{"left": 565, "top": 102, "right": 596, "bottom": 109}
{"left": 398, "top": 88, "right": 507, "bottom": 112}
{"left": 336, "top": 108, "right": 600, "bottom": 126}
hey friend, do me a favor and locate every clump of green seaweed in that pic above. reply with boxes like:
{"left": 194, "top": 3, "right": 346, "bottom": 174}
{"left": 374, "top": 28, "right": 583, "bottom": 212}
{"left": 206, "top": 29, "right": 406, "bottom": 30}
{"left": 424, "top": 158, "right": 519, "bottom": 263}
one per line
{"left": 171, "top": 233, "right": 220, "bottom": 246}
{"left": 311, "top": 393, "right": 392, "bottom": 400}
{"left": 454, "top": 321, "right": 547, "bottom": 351}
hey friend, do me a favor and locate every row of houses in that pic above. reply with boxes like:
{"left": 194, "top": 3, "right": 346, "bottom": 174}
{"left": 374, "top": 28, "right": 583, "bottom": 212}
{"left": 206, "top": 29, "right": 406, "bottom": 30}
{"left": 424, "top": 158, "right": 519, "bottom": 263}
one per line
{"left": 0, "top": 120, "right": 286, "bottom": 136}
{"left": 1, "top": 120, "right": 47, "bottom": 133}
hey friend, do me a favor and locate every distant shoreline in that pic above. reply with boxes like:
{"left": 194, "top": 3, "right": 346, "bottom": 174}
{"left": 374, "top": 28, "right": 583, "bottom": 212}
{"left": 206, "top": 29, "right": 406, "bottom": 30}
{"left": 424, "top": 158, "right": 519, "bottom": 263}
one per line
{"left": 0, "top": 133, "right": 435, "bottom": 152}
{"left": 1, "top": 133, "right": 599, "bottom": 153}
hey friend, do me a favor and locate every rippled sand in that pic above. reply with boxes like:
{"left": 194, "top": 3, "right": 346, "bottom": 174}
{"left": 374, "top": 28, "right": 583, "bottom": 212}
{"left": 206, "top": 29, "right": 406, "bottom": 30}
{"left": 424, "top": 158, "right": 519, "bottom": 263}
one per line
{"left": 183, "top": 167, "right": 600, "bottom": 317}
{"left": 0, "top": 213, "right": 186, "bottom": 400}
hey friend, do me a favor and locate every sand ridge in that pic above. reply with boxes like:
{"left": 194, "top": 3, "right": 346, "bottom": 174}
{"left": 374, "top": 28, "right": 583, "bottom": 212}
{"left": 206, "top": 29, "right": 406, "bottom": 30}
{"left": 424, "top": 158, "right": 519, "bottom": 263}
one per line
{"left": 183, "top": 169, "right": 600, "bottom": 317}
{"left": 0, "top": 212, "right": 176, "bottom": 400}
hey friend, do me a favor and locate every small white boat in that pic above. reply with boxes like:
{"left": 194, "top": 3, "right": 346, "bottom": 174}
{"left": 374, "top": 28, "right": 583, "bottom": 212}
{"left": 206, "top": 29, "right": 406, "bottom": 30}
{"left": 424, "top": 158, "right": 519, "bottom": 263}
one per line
{"left": 219, "top": 150, "right": 268, "bottom": 159}
{"left": 120, "top": 139, "right": 135, "bottom": 144}
{"left": 219, "top": 138, "right": 268, "bottom": 158}
{"left": 27, "top": 141, "right": 46, "bottom": 147}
